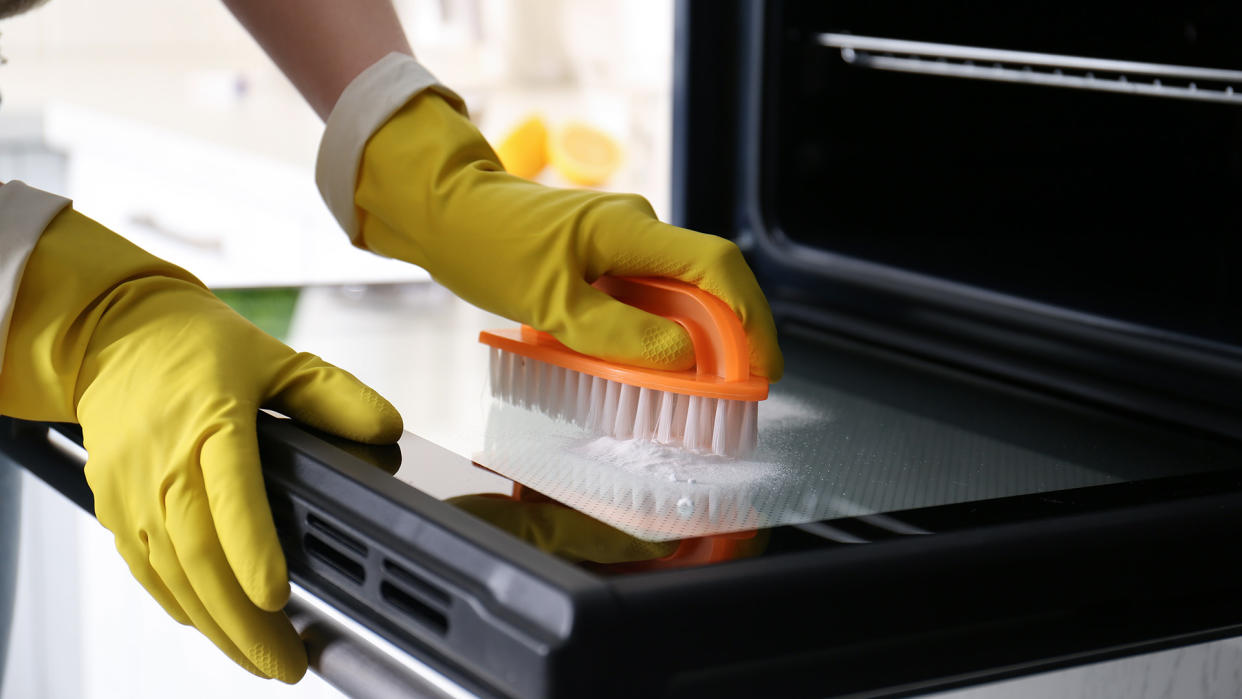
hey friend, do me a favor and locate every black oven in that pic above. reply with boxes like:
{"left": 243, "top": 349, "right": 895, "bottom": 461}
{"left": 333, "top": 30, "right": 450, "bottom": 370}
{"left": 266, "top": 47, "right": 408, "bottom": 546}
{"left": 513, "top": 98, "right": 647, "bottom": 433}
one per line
{"left": 4, "top": 2, "right": 1242, "bottom": 698}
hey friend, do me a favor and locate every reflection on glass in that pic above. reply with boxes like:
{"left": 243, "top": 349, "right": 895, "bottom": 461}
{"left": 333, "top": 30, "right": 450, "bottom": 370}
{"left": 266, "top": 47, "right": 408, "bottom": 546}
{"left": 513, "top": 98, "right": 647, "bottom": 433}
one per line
{"left": 446, "top": 482, "right": 767, "bottom": 573}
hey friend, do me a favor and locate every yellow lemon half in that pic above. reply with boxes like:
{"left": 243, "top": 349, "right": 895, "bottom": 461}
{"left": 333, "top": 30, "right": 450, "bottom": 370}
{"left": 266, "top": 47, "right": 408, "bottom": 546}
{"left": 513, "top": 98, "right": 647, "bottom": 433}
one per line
{"left": 496, "top": 115, "right": 549, "bottom": 180}
{"left": 549, "top": 122, "right": 622, "bottom": 187}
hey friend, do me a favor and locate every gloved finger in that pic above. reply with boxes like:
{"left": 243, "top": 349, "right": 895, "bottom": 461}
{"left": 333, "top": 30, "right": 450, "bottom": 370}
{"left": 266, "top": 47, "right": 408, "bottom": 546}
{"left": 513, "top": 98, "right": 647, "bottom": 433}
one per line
{"left": 601, "top": 221, "right": 784, "bottom": 381}
{"left": 264, "top": 352, "right": 404, "bottom": 445}
{"left": 164, "top": 458, "right": 308, "bottom": 682}
{"left": 135, "top": 518, "right": 267, "bottom": 680}
{"left": 92, "top": 463, "right": 270, "bottom": 680}
{"left": 691, "top": 257, "right": 784, "bottom": 382}
{"left": 140, "top": 515, "right": 271, "bottom": 679}
{"left": 84, "top": 458, "right": 195, "bottom": 627}
{"left": 197, "top": 417, "right": 290, "bottom": 614}
{"left": 106, "top": 527, "right": 193, "bottom": 626}
{"left": 544, "top": 280, "right": 695, "bottom": 371}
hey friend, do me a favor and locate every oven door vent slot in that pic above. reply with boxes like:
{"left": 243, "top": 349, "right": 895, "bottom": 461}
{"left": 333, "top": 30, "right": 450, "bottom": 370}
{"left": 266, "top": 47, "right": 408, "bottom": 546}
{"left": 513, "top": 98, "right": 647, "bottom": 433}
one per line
{"left": 382, "top": 559, "right": 453, "bottom": 609}
{"left": 379, "top": 571, "right": 450, "bottom": 636}
{"left": 306, "top": 512, "right": 369, "bottom": 556}
{"left": 304, "top": 532, "right": 366, "bottom": 585}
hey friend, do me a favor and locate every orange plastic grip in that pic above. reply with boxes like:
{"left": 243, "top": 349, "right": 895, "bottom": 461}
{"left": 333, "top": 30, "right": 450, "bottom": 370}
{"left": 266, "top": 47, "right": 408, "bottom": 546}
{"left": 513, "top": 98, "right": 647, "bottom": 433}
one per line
{"left": 521, "top": 276, "right": 750, "bottom": 381}
{"left": 485, "top": 275, "right": 767, "bottom": 401}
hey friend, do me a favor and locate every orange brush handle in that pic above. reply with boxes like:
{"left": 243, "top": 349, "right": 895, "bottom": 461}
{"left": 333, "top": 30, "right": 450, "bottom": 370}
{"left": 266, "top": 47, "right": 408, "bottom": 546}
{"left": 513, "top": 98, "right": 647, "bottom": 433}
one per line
{"left": 481, "top": 276, "right": 767, "bottom": 400}
{"left": 522, "top": 276, "right": 751, "bottom": 382}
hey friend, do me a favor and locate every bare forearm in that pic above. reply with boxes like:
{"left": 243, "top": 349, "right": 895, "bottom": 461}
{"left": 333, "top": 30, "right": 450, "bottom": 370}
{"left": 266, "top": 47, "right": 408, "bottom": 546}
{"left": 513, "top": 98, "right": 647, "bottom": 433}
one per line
{"left": 222, "top": 0, "right": 413, "bottom": 120}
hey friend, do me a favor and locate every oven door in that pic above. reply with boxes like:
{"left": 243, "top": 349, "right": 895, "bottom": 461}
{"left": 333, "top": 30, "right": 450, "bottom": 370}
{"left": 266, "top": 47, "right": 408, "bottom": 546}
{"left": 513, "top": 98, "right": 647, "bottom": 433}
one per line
{"left": 7, "top": 315, "right": 1242, "bottom": 698}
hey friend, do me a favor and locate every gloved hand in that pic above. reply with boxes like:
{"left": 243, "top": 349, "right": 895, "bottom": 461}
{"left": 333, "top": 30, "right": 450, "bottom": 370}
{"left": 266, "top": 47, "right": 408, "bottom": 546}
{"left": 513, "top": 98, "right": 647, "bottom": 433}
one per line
{"left": 0, "top": 207, "right": 403, "bottom": 682}
{"left": 346, "top": 86, "right": 783, "bottom": 381}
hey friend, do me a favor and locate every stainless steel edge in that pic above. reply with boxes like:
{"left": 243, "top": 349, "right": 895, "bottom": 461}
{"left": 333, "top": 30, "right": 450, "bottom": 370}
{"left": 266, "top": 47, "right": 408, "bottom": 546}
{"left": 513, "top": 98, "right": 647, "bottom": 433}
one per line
{"left": 288, "top": 585, "right": 476, "bottom": 699}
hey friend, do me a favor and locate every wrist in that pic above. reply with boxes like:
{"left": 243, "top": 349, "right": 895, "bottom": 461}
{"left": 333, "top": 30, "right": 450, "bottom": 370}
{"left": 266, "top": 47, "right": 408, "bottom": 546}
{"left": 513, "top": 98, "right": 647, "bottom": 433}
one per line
{"left": 315, "top": 53, "right": 466, "bottom": 243}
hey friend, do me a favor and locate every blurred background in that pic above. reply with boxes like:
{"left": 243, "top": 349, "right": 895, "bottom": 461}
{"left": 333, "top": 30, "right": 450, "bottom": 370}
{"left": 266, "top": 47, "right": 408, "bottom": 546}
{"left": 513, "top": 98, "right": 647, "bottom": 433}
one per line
{"left": 0, "top": 0, "right": 674, "bottom": 697}
{"left": 0, "top": 0, "right": 675, "bottom": 289}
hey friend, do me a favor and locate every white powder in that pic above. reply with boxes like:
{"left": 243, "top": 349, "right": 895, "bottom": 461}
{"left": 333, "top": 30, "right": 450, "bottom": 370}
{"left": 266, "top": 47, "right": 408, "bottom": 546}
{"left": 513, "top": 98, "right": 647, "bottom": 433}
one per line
{"left": 572, "top": 434, "right": 784, "bottom": 486}
{"left": 758, "top": 393, "right": 829, "bottom": 429}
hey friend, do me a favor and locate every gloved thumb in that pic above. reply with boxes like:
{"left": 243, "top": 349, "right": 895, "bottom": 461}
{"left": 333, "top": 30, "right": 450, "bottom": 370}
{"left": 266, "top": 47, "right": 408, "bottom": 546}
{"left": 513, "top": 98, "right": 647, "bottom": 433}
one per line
{"left": 264, "top": 353, "right": 404, "bottom": 445}
{"left": 542, "top": 282, "right": 695, "bottom": 371}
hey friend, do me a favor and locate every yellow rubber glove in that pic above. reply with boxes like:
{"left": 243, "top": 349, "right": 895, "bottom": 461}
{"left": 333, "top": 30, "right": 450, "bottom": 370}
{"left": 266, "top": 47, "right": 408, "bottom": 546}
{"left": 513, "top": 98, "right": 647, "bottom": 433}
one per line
{"left": 0, "top": 208, "right": 403, "bottom": 682}
{"left": 353, "top": 92, "right": 784, "bottom": 381}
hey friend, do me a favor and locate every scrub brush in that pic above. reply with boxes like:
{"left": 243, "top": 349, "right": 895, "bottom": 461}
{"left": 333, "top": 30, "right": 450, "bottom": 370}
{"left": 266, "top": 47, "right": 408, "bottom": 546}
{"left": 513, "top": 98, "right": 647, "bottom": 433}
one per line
{"left": 478, "top": 276, "right": 768, "bottom": 457}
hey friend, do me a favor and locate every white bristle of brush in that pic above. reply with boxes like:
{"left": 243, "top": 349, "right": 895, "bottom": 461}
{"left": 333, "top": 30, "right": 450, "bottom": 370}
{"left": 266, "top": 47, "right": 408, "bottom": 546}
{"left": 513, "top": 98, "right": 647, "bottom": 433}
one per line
{"left": 488, "top": 348, "right": 758, "bottom": 457}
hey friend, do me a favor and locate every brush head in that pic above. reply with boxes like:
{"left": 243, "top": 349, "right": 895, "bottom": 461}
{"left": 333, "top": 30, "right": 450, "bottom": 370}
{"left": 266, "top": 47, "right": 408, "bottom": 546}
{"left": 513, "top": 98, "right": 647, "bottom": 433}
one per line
{"left": 478, "top": 276, "right": 768, "bottom": 457}
{"left": 485, "top": 346, "right": 760, "bottom": 456}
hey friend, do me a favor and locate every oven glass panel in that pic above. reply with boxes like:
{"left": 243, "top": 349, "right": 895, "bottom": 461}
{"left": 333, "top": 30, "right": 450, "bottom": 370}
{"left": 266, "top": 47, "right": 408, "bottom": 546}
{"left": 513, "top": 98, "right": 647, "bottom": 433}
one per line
{"left": 279, "top": 286, "right": 1242, "bottom": 571}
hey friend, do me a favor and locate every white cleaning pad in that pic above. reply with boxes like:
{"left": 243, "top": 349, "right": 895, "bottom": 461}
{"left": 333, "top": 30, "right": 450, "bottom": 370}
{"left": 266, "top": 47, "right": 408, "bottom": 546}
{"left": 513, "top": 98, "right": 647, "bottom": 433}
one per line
{"left": 478, "top": 393, "right": 844, "bottom": 541}
{"left": 476, "top": 379, "right": 1125, "bottom": 541}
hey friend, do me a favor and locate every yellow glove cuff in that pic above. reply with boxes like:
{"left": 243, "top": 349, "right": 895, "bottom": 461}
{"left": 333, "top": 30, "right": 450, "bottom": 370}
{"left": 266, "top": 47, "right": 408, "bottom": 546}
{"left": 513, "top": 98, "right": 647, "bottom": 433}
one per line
{"left": 316, "top": 52, "right": 467, "bottom": 242}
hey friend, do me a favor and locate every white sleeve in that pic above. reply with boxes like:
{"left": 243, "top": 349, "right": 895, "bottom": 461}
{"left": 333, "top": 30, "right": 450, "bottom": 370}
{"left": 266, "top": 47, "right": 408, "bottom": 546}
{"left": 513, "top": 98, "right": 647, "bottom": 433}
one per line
{"left": 314, "top": 52, "right": 467, "bottom": 244}
{"left": 0, "top": 181, "right": 72, "bottom": 370}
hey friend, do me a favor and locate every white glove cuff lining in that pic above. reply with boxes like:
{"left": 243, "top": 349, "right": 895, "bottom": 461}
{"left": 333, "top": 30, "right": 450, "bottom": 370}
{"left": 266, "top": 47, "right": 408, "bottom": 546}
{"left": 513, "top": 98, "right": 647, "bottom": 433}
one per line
{"left": 0, "top": 181, "right": 72, "bottom": 372}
